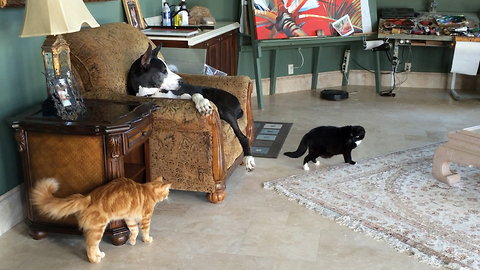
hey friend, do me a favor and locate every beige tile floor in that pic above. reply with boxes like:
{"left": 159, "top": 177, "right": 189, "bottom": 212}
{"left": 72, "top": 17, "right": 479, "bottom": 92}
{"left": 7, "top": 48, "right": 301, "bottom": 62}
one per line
{"left": 1, "top": 86, "right": 480, "bottom": 269}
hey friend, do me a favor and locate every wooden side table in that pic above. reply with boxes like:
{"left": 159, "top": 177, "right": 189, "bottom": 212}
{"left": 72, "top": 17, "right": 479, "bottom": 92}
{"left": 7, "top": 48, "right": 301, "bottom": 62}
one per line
{"left": 432, "top": 125, "right": 480, "bottom": 185}
{"left": 10, "top": 99, "right": 158, "bottom": 245}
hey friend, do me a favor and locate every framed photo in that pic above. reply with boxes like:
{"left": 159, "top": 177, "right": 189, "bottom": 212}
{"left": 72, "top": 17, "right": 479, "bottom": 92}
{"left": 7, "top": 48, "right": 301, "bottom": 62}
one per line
{"left": 122, "top": 0, "right": 146, "bottom": 29}
{"left": 0, "top": 0, "right": 115, "bottom": 8}
{"left": 46, "top": 73, "right": 86, "bottom": 120}
{"left": 54, "top": 78, "right": 76, "bottom": 107}
{"left": 332, "top": 15, "right": 355, "bottom": 37}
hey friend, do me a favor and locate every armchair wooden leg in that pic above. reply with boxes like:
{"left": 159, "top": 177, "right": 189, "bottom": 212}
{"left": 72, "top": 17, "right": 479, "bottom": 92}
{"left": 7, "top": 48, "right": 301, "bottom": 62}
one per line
{"left": 206, "top": 190, "right": 226, "bottom": 203}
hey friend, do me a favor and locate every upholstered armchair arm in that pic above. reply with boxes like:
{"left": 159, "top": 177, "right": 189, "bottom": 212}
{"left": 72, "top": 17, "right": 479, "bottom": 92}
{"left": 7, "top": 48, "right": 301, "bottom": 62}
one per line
{"left": 180, "top": 74, "right": 251, "bottom": 106}
{"left": 179, "top": 74, "right": 254, "bottom": 141}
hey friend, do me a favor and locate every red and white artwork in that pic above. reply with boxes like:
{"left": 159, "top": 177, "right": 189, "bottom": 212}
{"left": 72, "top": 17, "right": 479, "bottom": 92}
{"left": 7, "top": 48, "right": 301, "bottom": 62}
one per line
{"left": 253, "top": 0, "right": 371, "bottom": 40}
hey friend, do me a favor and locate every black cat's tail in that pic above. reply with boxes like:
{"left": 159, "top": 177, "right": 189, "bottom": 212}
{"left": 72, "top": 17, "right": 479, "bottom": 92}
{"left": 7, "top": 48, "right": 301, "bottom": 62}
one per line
{"left": 284, "top": 133, "right": 310, "bottom": 158}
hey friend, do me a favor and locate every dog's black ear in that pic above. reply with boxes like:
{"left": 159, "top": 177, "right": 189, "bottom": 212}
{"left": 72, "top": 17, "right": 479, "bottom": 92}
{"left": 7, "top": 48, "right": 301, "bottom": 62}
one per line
{"left": 141, "top": 43, "right": 153, "bottom": 70}
{"left": 152, "top": 43, "right": 162, "bottom": 57}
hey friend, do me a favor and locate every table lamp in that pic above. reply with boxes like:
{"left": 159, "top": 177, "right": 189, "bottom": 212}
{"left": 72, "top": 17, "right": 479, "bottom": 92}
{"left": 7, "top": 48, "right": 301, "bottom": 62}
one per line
{"left": 19, "top": 0, "right": 100, "bottom": 120}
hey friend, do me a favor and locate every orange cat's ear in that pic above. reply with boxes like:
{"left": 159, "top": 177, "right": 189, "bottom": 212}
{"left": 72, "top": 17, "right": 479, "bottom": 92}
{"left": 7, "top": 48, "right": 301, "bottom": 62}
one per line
{"left": 153, "top": 176, "right": 163, "bottom": 182}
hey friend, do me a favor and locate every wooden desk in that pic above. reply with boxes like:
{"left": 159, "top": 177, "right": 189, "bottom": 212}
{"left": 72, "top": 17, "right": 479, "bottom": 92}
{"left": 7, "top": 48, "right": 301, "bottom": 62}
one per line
{"left": 146, "top": 22, "right": 240, "bottom": 76}
{"left": 10, "top": 100, "right": 157, "bottom": 245}
{"left": 376, "top": 13, "right": 480, "bottom": 98}
{"left": 242, "top": 35, "right": 367, "bottom": 109}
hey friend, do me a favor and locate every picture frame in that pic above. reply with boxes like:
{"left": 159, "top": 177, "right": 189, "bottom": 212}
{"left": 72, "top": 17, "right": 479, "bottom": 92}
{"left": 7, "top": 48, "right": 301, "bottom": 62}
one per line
{"left": 0, "top": 0, "right": 115, "bottom": 8}
{"left": 45, "top": 72, "right": 86, "bottom": 120}
{"left": 122, "top": 0, "right": 146, "bottom": 30}
{"left": 332, "top": 15, "right": 355, "bottom": 37}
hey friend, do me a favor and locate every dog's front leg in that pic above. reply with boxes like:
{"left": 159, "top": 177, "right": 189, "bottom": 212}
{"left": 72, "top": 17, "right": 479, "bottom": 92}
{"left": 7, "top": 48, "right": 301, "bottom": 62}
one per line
{"left": 192, "top": 93, "right": 213, "bottom": 115}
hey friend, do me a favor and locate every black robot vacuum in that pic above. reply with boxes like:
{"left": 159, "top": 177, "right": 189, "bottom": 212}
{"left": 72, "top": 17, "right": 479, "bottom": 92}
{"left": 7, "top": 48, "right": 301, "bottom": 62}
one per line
{"left": 320, "top": 89, "right": 349, "bottom": 101}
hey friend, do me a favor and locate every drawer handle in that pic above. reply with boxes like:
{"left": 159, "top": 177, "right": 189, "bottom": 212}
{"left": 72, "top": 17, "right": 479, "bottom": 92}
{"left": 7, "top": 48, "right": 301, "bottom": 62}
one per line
{"left": 142, "top": 131, "right": 147, "bottom": 136}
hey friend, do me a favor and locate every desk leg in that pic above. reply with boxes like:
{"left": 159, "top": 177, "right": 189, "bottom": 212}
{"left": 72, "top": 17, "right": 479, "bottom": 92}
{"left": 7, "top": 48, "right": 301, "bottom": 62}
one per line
{"left": 450, "top": 72, "right": 460, "bottom": 101}
{"left": 270, "top": 49, "right": 279, "bottom": 95}
{"left": 311, "top": 46, "right": 321, "bottom": 89}
{"left": 374, "top": 50, "right": 382, "bottom": 93}
{"left": 253, "top": 55, "right": 264, "bottom": 109}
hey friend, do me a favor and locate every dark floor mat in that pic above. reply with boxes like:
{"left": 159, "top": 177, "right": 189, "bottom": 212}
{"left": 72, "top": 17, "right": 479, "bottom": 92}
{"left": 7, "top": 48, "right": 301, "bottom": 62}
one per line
{"left": 252, "top": 121, "right": 293, "bottom": 158}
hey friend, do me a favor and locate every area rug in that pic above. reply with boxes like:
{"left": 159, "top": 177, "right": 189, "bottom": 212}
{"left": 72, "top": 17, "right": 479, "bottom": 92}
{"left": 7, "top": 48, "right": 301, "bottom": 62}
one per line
{"left": 252, "top": 121, "right": 293, "bottom": 158}
{"left": 264, "top": 142, "right": 480, "bottom": 269}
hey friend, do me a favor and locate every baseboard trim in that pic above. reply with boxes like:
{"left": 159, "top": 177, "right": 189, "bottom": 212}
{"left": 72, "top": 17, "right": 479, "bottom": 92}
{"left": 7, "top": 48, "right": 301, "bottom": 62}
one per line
{"left": 252, "top": 71, "right": 480, "bottom": 96}
{"left": 0, "top": 184, "right": 26, "bottom": 236}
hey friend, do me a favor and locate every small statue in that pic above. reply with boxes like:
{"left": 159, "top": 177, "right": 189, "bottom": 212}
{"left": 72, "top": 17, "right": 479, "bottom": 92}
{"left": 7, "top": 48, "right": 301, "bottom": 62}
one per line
{"left": 429, "top": 0, "right": 438, "bottom": 13}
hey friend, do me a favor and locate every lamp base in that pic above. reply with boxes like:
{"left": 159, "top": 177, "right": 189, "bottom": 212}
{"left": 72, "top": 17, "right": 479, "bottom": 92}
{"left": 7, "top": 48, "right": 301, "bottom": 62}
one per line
{"left": 42, "top": 34, "right": 86, "bottom": 120}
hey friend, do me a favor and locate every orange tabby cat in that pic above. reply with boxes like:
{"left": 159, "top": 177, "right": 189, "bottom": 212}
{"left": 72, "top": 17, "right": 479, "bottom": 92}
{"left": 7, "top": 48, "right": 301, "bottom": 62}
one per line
{"left": 31, "top": 176, "right": 171, "bottom": 263}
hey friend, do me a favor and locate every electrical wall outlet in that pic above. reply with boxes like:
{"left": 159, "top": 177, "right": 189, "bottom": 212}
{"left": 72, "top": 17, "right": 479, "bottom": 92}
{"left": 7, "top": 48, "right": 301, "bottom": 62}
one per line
{"left": 342, "top": 49, "right": 351, "bottom": 73}
{"left": 288, "top": 64, "right": 294, "bottom": 75}
{"left": 405, "top": 62, "right": 412, "bottom": 72}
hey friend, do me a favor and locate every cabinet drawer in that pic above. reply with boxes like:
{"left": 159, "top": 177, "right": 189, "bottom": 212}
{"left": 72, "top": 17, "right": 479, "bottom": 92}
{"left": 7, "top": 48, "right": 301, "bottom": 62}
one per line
{"left": 126, "top": 121, "right": 152, "bottom": 150}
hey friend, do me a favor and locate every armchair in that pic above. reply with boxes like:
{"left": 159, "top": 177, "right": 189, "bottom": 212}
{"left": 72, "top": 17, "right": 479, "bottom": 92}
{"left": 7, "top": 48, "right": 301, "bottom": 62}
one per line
{"left": 63, "top": 23, "right": 254, "bottom": 203}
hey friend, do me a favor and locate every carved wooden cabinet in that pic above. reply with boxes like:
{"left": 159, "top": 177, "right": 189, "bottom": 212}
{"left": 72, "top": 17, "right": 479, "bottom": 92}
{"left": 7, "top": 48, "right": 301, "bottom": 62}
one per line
{"left": 10, "top": 100, "right": 157, "bottom": 245}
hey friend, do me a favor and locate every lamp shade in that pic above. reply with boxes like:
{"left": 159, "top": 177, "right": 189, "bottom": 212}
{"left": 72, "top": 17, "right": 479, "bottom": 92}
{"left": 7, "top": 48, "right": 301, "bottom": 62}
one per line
{"left": 20, "top": 0, "right": 100, "bottom": 38}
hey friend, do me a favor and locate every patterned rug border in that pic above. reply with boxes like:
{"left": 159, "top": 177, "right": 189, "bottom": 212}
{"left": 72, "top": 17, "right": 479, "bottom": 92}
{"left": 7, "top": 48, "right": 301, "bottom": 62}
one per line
{"left": 264, "top": 142, "right": 479, "bottom": 269}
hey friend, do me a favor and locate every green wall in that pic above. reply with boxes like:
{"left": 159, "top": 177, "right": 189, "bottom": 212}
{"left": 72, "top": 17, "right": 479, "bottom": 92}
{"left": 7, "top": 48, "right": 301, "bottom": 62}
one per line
{"left": 0, "top": 0, "right": 479, "bottom": 196}
{"left": 0, "top": 0, "right": 237, "bottom": 197}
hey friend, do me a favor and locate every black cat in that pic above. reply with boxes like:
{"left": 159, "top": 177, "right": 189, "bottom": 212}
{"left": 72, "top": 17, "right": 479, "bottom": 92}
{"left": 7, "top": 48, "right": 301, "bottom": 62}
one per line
{"left": 284, "top": 125, "right": 365, "bottom": 170}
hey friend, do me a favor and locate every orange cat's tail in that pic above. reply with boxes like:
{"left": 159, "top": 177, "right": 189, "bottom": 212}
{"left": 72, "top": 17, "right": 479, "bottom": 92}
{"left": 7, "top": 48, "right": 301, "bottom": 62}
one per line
{"left": 31, "top": 178, "right": 91, "bottom": 220}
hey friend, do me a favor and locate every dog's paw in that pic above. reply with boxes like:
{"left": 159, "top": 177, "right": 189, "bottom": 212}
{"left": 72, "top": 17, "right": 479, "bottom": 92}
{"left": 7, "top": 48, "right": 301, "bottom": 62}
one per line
{"left": 192, "top": 94, "right": 213, "bottom": 115}
{"left": 196, "top": 99, "right": 212, "bottom": 115}
{"left": 303, "top": 163, "right": 310, "bottom": 170}
{"left": 313, "top": 160, "right": 320, "bottom": 166}
{"left": 349, "top": 161, "right": 357, "bottom": 165}
{"left": 244, "top": 156, "right": 255, "bottom": 171}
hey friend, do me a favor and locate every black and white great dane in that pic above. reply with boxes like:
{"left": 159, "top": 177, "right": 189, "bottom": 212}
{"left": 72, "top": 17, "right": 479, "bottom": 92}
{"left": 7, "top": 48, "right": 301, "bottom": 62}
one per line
{"left": 127, "top": 43, "right": 255, "bottom": 171}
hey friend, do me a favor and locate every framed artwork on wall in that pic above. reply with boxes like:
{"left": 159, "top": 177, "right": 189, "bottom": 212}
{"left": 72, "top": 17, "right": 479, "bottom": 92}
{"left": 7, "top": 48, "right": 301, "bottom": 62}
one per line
{"left": 1, "top": 0, "right": 116, "bottom": 8}
{"left": 252, "top": 0, "right": 372, "bottom": 40}
{"left": 122, "top": 0, "right": 146, "bottom": 29}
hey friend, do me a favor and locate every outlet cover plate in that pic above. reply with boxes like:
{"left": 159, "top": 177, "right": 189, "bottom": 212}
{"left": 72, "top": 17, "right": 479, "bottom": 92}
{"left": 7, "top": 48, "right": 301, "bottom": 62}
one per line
{"left": 288, "top": 64, "right": 294, "bottom": 75}
{"left": 405, "top": 63, "right": 411, "bottom": 72}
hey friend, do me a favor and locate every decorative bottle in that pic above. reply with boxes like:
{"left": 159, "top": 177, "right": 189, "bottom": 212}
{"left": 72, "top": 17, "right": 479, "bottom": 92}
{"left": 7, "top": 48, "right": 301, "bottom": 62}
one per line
{"left": 179, "top": 0, "right": 189, "bottom": 26}
{"left": 162, "top": 2, "right": 171, "bottom": 26}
